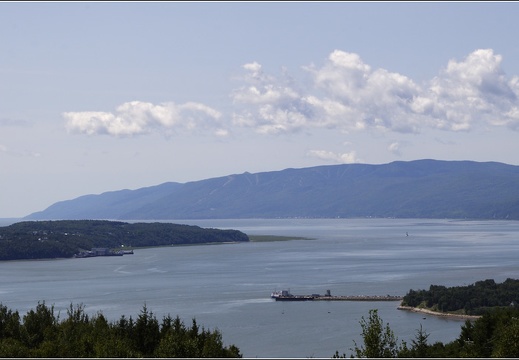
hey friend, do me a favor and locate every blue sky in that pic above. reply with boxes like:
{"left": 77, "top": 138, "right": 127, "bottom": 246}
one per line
{"left": 2, "top": 2, "right": 519, "bottom": 218}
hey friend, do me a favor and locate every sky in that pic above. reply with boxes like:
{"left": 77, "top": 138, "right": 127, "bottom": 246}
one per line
{"left": 2, "top": 2, "right": 519, "bottom": 218}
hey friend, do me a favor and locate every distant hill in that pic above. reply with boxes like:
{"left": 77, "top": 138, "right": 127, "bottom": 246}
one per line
{"left": 25, "top": 159, "right": 519, "bottom": 220}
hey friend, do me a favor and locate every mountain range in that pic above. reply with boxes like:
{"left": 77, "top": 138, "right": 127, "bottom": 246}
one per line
{"left": 25, "top": 159, "right": 519, "bottom": 220}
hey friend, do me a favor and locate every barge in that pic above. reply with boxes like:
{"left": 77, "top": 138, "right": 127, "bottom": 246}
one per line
{"left": 271, "top": 290, "right": 315, "bottom": 301}
{"left": 271, "top": 289, "right": 403, "bottom": 302}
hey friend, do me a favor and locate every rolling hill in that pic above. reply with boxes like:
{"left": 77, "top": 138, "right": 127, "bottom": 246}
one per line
{"left": 25, "top": 159, "right": 519, "bottom": 220}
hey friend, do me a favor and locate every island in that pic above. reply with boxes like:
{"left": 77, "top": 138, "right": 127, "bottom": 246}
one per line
{"left": 398, "top": 278, "right": 519, "bottom": 318}
{"left": 0, "top": 220, "right": 249, "bottom": 261}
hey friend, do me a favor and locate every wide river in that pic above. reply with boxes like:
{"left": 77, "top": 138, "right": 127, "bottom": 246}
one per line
{"left": 1, "top": 218, "right": 518, "bottom": 358}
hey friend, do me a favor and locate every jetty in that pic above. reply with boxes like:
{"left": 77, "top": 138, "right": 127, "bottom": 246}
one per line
{"left": 271, "top": 289, "right": 403, "bottom": 302}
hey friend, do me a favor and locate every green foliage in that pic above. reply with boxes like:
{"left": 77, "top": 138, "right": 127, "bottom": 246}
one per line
{"left": 344, "top": 307, "right": 519, "bottom": 358}
{"left": 22, "top": 301, "right": 58, "bottom": 349}
{"left": 0, "top": 220, "right": 249, "bottom": 260}
{"left": 351, "top": 309, "right": 406, "bottom": 358}
{"left": 453, "top": 307, "right": 519, "bottom": 358}
{"left": 134, "top": 303, "right": 161, "bottom": 356}
{"left": 0, "top": 303, "right": 22, "bottom": 340}
{"left": 6, "top": 295, "right": 519, "bottom": 358}
{"left": 336, "top": 306, "right": 519, "bottom": 358}
{"left": 491, "top": 316, "right": 519, "bottom": 357}
{"left": 402, "top": 278, "right": 519, "bottom": 315}
{"left": 0, "top": 301, "right": 241, "bottom": 358}
{"left": 397, "top": 324, "right": 430, "bottom": 358}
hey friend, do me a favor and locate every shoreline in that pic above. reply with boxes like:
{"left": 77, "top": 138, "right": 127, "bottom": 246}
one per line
{"left": 397, "top": 305, "right": 481, "bottom": 320}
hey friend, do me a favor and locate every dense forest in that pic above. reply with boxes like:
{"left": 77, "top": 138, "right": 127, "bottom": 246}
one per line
{"left": 0, "top": 302, "right": 241, "bottom": 357}
{"left": 0, "top": 220, "right": 249, "bottom": 261}
{"left": 401, "top": 278, "right": 519, "bottom": 315}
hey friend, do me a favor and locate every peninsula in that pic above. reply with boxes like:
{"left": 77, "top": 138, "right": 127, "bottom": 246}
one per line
{"left": 0, "top": 220, "right": 249, "bottom": 261}
{"left": 399, "top": 278, "right": 519, "bottom": 318}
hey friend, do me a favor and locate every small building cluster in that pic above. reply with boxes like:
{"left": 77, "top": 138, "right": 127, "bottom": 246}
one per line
{"left": 74, "top": 247, "right": 134, "bottom": 258}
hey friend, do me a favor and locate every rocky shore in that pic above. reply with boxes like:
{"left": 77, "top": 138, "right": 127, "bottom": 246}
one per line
{"left": 397, "top": 305, "right": 481, "bottom": 320}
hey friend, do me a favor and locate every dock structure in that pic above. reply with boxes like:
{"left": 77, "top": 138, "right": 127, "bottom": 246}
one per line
{"left": 271, "top": 289, "right": 403, "bottom": 302}
{"left": 313, "top": 294, "right": 403, "bottom": 301}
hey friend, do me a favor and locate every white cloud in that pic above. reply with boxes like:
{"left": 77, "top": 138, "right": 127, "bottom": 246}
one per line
{"left": 304, "top": 50, "right": 424, "bottom": 134}
{"left": 232, "top": 48, "right": 519, "bottom": 136}
{"left": 231, "top": 61, "right": 314, "bottom": 134}
{"left": 388, "top": 142, "right": 401, "bottom": 156}
{"left": 242, "top": 62, "right": 264, "bottom": 81}
{"left": 64, "top": 101, "right": 223, "bottom": 137}
{"left": 232, "top": 50, "right": 426, "bottom": 135}
{"left": 65, "top": 49, "right": 519, "bottom": 139}
{"left": 307, "top": 149, "right": 360, "bottom": 164}
{"left": 418, "top": 49, "right": 519, "bottom": 131}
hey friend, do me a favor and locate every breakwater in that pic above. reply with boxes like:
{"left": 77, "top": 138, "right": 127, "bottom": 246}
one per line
{"left": 315, "top": 295, "right": 403, "bottom": 301}
{"left": 271, "top": 290, "right": 403, "bottom": 302}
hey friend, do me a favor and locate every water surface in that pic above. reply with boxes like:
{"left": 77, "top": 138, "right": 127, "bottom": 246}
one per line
{"left": 0, "top": 218, "right": 518, "bottom": 358}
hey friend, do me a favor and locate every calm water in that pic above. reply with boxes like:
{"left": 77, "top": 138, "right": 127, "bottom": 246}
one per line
{"left": 1, "top": 218, "right": 518, "bottom": 358}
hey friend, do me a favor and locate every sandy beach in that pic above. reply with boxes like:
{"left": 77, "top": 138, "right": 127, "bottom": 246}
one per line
{"left": 397, "top": 305, "right": 481, "bottom": 320}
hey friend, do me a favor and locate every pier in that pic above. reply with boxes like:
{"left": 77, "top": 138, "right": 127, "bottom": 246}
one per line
{"left": 313, "top": 294, "right": 403, "bottom": 301}
{"left": 271, "top": 289, "right": 403, "bottom": 302}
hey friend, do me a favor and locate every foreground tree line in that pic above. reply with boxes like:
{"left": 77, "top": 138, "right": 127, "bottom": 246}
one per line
{"left": 335, "top": 307, "right": 519, "bottom": 358}
{"left": 3, "top": 290, "right": 519, "bottom": 357}
{"left": 0, "top": 302, "right": 241, "bottom": 358}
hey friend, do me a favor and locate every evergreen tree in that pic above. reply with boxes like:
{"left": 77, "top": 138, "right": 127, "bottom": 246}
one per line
{"left": 398, "top": 324, "right": 430, "bottom": 358}
{"left": 21, "top": 301, "right": 58, "bottom": 349}
{"left": 133, "top": 303, "right": 161, "bottom": 356}
{"left": 492, "top": 317, "right": 519, "bottom": 357}
{"left": 351, "top": 309, "right": 405, "bottom": 358}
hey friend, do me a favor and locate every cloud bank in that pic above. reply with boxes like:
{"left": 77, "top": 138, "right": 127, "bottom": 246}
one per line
{"left": 65, "top": 49, "right": 519, "bottom": 140}
{"left": 307, "top": 149, "right": 360, "bottom": 164}
{"left": 64, "top": 101, "right": 224, "bottom": 137}
{"left": 232, "top": 48, "right": 519, "bottom": 135}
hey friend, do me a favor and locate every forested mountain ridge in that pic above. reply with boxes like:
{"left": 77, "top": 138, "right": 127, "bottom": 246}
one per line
{"left": 0, "top": 220, "right": 249, "bottom": 260}
{"left": 25, "top": 159, "right": 519, "bottom": 220}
